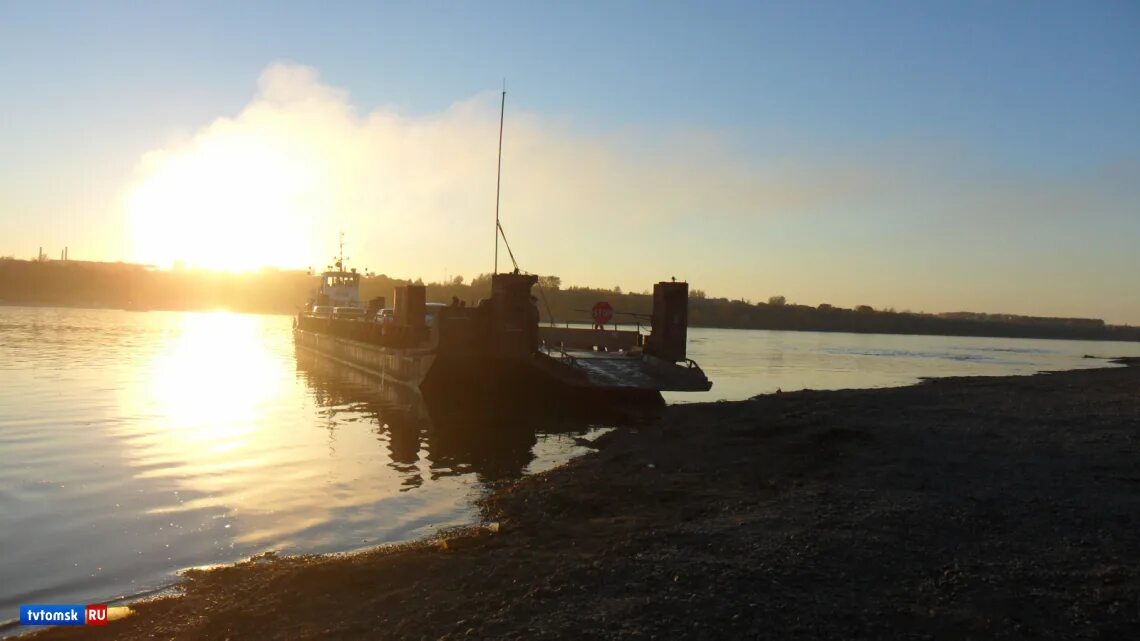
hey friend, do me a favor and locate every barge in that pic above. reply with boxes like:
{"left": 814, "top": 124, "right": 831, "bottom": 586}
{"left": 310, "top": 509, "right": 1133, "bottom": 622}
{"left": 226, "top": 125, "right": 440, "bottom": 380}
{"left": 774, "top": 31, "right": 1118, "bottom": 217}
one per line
{"left": 293, "top": 91, "right": 710, "bottom": 404}
{"left": 294, "top": 270, "right": 711, "bottom": 404}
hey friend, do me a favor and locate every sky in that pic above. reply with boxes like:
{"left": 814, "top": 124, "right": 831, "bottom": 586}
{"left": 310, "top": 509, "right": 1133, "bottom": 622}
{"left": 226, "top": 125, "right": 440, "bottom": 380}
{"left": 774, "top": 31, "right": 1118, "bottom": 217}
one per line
{"left": 1, "top": 1, "right": 1138, "bottom": 322}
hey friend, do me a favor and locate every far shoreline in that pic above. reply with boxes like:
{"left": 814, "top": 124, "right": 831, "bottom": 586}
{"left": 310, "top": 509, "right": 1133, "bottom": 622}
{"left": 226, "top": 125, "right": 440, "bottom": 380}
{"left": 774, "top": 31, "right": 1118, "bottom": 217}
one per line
{"left": 5, "top": 301, "right": 1140, "bottom": 345}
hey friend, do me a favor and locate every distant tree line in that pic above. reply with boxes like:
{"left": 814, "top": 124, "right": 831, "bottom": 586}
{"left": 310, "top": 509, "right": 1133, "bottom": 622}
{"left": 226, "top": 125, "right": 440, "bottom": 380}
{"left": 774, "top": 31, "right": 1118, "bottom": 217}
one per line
{"left": 2, "top": 257, "right": 1138, "bottom": 342}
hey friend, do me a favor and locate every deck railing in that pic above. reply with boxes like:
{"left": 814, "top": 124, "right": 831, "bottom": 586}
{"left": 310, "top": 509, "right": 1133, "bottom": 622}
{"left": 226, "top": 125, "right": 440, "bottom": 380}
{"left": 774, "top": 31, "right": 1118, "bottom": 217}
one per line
{"left": 295, "top": 314, "right": 429, "bottom": 348}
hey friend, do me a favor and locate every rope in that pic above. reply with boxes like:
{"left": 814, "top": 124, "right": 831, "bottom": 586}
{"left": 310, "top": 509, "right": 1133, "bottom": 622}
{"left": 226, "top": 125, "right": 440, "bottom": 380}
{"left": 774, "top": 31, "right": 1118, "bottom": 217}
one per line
{"left": 496, "top": 221, "right": 555, "bottom": 325}
{"left": 496, "top": 221, "right": 520, "bottom": 272}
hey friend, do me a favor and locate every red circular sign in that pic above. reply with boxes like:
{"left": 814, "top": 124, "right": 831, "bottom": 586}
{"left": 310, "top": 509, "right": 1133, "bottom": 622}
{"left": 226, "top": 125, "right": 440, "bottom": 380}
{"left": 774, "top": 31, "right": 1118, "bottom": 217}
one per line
{"left": 591, "top": 301, "right": 614, "bottom": 325}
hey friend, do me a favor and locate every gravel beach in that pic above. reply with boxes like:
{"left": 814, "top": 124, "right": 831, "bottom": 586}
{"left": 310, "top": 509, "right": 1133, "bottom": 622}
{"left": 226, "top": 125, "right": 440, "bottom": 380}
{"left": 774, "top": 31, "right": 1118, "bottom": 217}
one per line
{"left": 29, "top": 359, "right": 1140, "bottom": 640}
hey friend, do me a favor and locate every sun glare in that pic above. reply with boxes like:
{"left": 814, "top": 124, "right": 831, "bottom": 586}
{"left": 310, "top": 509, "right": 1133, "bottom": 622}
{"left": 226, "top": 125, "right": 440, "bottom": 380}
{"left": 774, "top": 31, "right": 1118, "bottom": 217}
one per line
{"left": 137, "top": 312, "right": 282, "bottom": 444}
{"left": 126, "top": 133, "right": 321, "bottom": 271}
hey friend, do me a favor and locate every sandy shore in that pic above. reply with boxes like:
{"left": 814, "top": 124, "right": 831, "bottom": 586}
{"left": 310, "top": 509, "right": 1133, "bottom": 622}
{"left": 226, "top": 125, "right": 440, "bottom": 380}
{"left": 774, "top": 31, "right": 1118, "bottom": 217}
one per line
{"left": 30, "top": 359, "right": 1140, "bottom": 639}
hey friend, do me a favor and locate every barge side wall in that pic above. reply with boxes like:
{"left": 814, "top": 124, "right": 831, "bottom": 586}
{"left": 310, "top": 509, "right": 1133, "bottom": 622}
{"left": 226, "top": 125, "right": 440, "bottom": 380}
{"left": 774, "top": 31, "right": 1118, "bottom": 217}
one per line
{"left": 294, "top": 329, "right": 435, "bottom": 388}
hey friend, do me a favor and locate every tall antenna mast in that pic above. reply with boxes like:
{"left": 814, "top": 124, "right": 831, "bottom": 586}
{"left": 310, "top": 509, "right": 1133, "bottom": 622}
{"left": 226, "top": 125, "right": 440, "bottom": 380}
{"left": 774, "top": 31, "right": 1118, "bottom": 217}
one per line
{"left": 494, "top": 82, "right": 506, "bottom": 275}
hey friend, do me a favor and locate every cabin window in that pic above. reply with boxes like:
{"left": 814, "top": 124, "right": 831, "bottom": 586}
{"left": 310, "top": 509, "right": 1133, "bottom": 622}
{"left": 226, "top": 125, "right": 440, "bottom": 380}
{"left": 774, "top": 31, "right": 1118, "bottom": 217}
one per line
{"left": 324, "top": 273, "right": 358, "bottom": 288}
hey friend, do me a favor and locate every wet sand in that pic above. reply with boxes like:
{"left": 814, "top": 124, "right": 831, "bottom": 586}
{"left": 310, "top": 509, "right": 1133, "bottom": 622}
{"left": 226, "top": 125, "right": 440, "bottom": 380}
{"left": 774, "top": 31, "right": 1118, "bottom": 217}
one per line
{"left": 31, "top": 359, "right": 1140, "bottom": 639}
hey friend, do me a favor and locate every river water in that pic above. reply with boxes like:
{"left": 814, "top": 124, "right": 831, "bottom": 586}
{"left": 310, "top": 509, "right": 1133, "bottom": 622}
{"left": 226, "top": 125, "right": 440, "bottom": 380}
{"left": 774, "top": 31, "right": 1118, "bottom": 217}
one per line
{"left": 3, "top": 306, "right": 1139, "bottom": 620}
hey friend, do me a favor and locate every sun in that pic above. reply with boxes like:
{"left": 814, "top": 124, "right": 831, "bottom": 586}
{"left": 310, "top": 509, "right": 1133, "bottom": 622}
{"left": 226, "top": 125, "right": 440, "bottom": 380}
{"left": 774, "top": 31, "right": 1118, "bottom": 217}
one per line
{"left": 125, "top": 132, "right": 321, "bottom": 271}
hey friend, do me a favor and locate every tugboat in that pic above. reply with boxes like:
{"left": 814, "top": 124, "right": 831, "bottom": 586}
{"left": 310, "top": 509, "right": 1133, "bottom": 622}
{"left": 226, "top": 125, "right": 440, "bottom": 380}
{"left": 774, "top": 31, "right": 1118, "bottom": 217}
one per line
{"left": 305, "top": 233, "right": 366, "bottom": 320}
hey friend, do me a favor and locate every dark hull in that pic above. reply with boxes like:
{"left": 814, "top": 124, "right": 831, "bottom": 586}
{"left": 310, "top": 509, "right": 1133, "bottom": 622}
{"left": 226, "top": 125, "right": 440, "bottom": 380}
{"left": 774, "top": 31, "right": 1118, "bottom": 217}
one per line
{"left": 294, "top": 328, "right": 666, "bottom": 412}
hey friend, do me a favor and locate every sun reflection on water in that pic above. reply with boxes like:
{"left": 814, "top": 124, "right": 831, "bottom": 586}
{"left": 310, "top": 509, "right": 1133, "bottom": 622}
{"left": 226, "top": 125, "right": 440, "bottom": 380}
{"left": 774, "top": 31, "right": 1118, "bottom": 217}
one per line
{"left": 113, "top": 311, "right": 457, "bottom": 548}
{"left": 115, "top": 312, "right": 315, "bottom": 542}
{"left": 1, "top": 307, "right": 610, "bottom": 612}
{"left": 143, "top": 312, "right": 281, "bottom": 452}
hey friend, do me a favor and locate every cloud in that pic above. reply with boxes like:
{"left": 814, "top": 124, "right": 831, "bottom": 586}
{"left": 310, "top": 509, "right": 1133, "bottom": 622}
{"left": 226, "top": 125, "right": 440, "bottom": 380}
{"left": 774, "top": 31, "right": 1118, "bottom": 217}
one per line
{"left": 123, "top": 63, "right": 876, "bottom": 275}
{"left": 121, "top": 62, "right": 1140, "bottom": 322}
